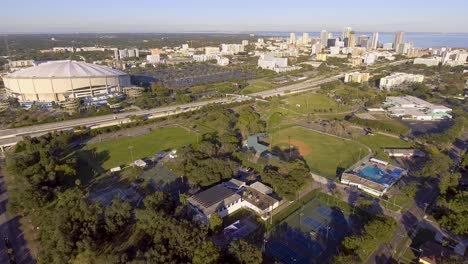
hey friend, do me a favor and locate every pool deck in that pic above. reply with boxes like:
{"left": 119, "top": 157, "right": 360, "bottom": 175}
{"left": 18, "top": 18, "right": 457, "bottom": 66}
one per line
{"left": 341, "top": 158, "right": 406, "bottom": 196}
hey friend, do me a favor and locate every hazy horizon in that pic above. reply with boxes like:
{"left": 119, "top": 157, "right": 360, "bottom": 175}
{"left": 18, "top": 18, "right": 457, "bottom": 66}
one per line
{"left": 1, "top": 0, "right": 468, "bottom": 34}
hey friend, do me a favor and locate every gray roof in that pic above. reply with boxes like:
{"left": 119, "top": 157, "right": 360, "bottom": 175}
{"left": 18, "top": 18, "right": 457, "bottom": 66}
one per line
{"left": 7, "top": 60, "right": 128, "bottom": 78}
{"left": 188, "top": 183, "right": 241, "bottom": 215}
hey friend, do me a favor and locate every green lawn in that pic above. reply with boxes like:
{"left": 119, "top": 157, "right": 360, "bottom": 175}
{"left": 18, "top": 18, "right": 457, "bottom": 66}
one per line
{"left": 83, "top": 126, "right": 197, "bottom": 170}
{"left": 241, "top": 79, "right": 275, "bottom": 94}
{"left": 357, "top": 134, "right": 414, "bottom": 161}
{"left": 283, "top": 93, "right": 349, "bottom": 114}
{"left": 273, "top": 126, "right": 368, "bottom": 179}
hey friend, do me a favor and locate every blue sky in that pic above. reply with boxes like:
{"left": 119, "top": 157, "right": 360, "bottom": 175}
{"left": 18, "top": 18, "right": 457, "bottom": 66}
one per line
{"left": 2, "top": 0, "right": 468, "bottom": 33}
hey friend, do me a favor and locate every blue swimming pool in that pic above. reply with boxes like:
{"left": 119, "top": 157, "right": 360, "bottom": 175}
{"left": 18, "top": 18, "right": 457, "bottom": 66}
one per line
{"left": 357, "top": 165, "right": 404, "bottom": 186}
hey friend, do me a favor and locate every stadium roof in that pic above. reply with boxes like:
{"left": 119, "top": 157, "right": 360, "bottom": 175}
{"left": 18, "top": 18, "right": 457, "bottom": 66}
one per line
{"left": 7, "top": 60, "right": 127, "bottom": 78}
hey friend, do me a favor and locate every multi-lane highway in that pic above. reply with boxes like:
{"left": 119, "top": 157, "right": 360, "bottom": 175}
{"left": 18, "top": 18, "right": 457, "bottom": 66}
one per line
{"left": 0, "top": 59, "right": 411, "bottom": 149}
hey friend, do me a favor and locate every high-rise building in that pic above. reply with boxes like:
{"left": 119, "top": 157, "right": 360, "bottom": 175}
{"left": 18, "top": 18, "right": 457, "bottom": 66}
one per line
{"left": 320, "top": 30, "right": 328, "bottom": 47}
{"left": 394, "top": 31, "right": 405, "bottom": 51}
{"left": 342, "top": 26, "right": 352, "bottom": 40}
{"left": 348, "top": 31, "right": 356, "bottom": 48}
{"left": 289, "top": 33, "right": 296, "bottom": 45}
{"left": 302, "top": 32, "right": 309, "bottom": 45}
{"left": 357, "top": 35, "right": 369, "bottom": 47}
{"left": 370, "top": 32, "right": 379, "bottom": 50}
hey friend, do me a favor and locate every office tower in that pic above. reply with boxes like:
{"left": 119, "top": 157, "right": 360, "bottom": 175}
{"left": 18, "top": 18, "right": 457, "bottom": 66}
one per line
{"left": 302, "top": 32, "right": 309, "bottom": 45}
{"left": 348, "top": 31, "right": 356, "bottom": 48}
{"left": 357, "top": 35, "right": 369, "bottom": 47}
{"left": 289, "top": 33, "right": 296, "bottom": 44}
{"left": 394, "top": 31, "right": 405, "bottom": 51}
{"left": 370, "top": 32, "right": 379, "bottom": 50}
{"left": 327, "top": 32, "right": 333, "bottom": 39}
{"left": 342, "top": 26, "right": 352, "bottom": 40}
{"left": 320, "top": 30, "right": 328, "bottom": 47}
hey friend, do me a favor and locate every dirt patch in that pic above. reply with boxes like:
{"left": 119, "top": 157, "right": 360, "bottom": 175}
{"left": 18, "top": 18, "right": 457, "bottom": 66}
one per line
{"left": 276, "top": 139, "right": 312, "bottom": 156}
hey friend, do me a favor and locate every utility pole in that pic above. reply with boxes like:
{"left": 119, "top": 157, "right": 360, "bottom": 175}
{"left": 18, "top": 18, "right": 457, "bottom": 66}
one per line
{"left": 288, "top": 136, "right": 292, "bottom": 160}
{"left": 128, "top": 146, "right": 134, "bottom": 166}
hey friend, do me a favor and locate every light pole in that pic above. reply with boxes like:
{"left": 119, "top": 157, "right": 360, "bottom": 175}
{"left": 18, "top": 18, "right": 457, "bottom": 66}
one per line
{"left": 128, "top": 146, "right": 134, "bottom": 166}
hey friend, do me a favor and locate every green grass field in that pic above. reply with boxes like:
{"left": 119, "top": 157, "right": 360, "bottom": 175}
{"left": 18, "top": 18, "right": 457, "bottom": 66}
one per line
{"left": 273, "top": 126, "right": 367, "bottom": 179}
{"left": 283, "top": 93, "right": 348, "bottom": 114}
{"left": 357, "top": 134, "right": 414, "bottom": 161}
{"left": 241, "top": 79, "right": 275, "bottom": 94}
{"left": 83, "top": 126, "right": 197, "bottom": 170}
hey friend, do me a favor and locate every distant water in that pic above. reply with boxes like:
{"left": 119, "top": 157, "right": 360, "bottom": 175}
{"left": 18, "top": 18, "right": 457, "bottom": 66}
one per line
{"left": 257, "top": 32, "right": 468, "bottom": 48}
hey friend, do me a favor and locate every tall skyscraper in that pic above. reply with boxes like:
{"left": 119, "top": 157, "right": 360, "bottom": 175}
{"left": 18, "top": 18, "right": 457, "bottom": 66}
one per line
{"left": 302, "top": 32, "right": 309, "bottom": 45}
{"left": 348, "top": 31, "right": 356, "bottom": 48}
{"left": 342, "top": 26, "right": 352, "bottom": 40}
{"left": 394, "top": 31, "right": 405, "bottom": 51}
{"left": 357, "top": 35, "right": 369, "bottom": 47}
{"left": 289, "top": 33, "right": 296, "bottom": 45}
{"left": 370, "top": 32, "right": 379, "bottom": 50}
{"left": 320, "top": 30, "right": 328, "bottom": 47}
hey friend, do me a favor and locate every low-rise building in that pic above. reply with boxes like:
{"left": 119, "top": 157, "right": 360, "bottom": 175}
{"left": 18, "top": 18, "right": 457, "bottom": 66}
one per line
{"left": 188, "top": 181, "right": 281, "bottom": 223}
{"left": 344, "top": 72, "right": 370, "bottom": 83}
{"left": 384, "top": 148, "right": 425, "bottom": 158}
{"left": 414, "top": 57, "right": 441, "bottom": 66}
{"left": 316, "top": 53, "right": 327, "bottom": 61}
{"left": 384, "top": 95, "right": 452, "bottom": 121}
{"left": 217, "top": 57, "right": 229, "bottom": 66}
{"left": 188, "top": 184, "right": 243, "bottom": 223}
{"left": 379, "top": 73, "right": 424, "bottom": 90}
{"left": 258, "top": 54, "right": 288, "bottom": 71}
{"left": 123, "top": 86, "right": 145, "bottom": 98}
{"left": 146, "top": 55, "right": 161, "bottom": 64}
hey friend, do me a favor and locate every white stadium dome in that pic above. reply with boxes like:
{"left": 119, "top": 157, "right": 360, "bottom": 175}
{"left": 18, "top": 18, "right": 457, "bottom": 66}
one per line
{"left": 3, "top": 60, "right": 131, "bottom": 102}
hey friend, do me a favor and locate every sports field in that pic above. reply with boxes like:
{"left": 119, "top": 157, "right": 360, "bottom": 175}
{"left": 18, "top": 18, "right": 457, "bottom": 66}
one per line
{"left": 283, "top": 93, "right": 348, "bottom": 114}
{"left": 83, "top": 126, "right": 197, "bottom": 170}
{"left": 273, "top": 126, "right": 367, "bottom": 179}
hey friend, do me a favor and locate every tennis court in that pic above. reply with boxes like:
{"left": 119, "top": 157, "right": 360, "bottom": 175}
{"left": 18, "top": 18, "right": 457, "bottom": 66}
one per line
{"left": 266, "top": 196, "right": 352, "bottom": 263}
{"left": 266, "top": 241, "right": 308, "bottom": 264}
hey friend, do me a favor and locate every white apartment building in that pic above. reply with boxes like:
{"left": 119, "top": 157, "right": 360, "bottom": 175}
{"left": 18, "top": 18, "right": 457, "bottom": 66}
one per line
{"left": 414, "top": 57, "right": 441, "bottom": 67}
{"left": 146, "top": 55, "right": 161, "bottom": 64}
{"left": 242, "top": 40, "right": 249, "bottom": 46}
{"left": 363, "top": 53, "right": 377, "bottom": 65}
{"left": 205, "top": 46, "right": 220, "bottom": 55}
{"left": 330, "top": 46, "right": 340, "bottom": 55}
{"left": 311, "top": 42, "right": 323, "bottom": 55}
{"left": 397, "top": 42, "right": 413, "bottom": 55}
{"left": 379, "top": 72, "right": 424, "bottom": 90}
{"left": 221, "top": 44, "right": 244, "bottom": 55}
{"left": 258, "top": 54, "right": 288, "bottom": 70}
{"left": 193, "top": 54, "right": 219, "bottom": 62}
{"left": 289, "top": 33, "right": 296, "bottom": 44}
{"left": 382, "top": 43, "right": 393, "bottom": 50}
{"left": 344, "top": 72, "right": 370, "bottom": 83}
{"left": 217, "top": 57, "right": 229, "bottom": 66}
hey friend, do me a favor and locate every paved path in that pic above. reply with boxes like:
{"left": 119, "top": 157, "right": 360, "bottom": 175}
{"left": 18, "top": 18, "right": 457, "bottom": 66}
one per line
{"left": 0, "top": 169, "right": 36, "bottom": 264}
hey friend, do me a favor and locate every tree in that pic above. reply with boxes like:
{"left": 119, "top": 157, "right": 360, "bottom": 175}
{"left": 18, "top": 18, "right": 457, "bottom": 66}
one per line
{"left": 209, "top": 213, "right": 223, "bottom": 232}
{"left": 228, "top": 239, "right": 263, "bottom": 264}
{"left": 192, "top": 242, "right": 220, "bottom": 264}
{"left": 105, "top": 197, "right": 132, "bottom": 234}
